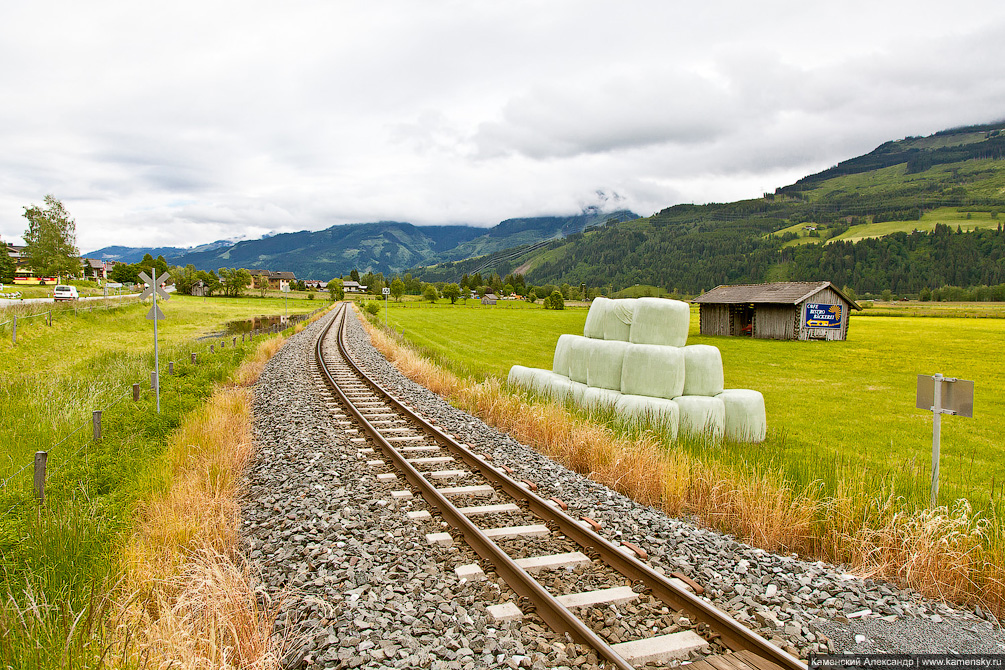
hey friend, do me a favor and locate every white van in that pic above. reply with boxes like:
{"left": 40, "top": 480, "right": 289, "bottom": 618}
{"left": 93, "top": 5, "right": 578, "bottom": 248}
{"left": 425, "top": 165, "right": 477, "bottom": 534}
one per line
{"left": 53, "top": 285, "right": 79, "bottom": 301}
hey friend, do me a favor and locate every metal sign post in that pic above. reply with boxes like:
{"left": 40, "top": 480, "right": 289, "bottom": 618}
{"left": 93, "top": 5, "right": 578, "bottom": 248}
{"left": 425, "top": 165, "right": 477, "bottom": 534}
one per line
{"left": 139, "top": 269, "right": 170, "bottom": 413}
{"left": 916, "top": 373, "right": 974, "bottom": 507}
{"left": 281, "top": 281, "right": 290, "bottom": 318}
{"left": 382, "top": 286, "right": 390, "bottom": 326}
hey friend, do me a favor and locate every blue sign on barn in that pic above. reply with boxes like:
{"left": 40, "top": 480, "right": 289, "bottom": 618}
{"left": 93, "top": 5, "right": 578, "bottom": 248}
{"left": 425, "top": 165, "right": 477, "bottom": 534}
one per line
{"left": 804, "top": 303, "right": 842, "bottom": 329}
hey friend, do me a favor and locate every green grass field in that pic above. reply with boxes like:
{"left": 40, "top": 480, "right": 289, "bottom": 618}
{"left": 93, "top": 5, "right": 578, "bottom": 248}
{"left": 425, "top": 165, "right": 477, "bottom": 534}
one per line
{"left": 0, "top": 294, "right": 327, "bottom": 668}
{"left": 380, "top": 300, "right": 1005, "bottom": 514}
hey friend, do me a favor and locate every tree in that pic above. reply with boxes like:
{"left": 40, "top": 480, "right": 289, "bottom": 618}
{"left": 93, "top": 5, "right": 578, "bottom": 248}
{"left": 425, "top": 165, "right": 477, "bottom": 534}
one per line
{"left": 109, "top": 262, "right": 140, "bottom": 284}
{"left": 350, "top": 268, "right": 360, "bottom": 283}
{"left": 442, "top": 283, "right": 461, "bottom": 304}
{"left": 327, "top": 278, "right": 344, "bottom": 301}
{"left": 549, "top": 290, "right": 565, "bottom": 310}
{"left": 218, "top": 267, "right": 252, "bottom": 297}
{"left": 22, "top": 195, "right": 80, "bottom": 279}
{"left": 422, "top": 284, "right": 439, "bottom": 303}
{"left": 197, "top": 270, "right": 221, "bottom": 296}
{"left": 0, "top": 241, "right": 15, "bottom": 282}
{"left": 169, "top": 264, "right": 199, "bottom": 295}
{"left": 254, "top": 274, "right": 269, "bottom": 297}
{"left": 502, "top": 283, "right": 514, "bottom": 296}
{"left": 390, "top": 278, "right": 405, "bottom": 302}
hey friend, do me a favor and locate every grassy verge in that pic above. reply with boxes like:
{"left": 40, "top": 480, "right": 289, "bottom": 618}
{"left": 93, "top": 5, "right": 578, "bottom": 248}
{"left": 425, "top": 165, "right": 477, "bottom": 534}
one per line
{"left": 0, "top": 295, "right": 329, "bottom": 668}
{"left": 359, "top": 304, "right": 1005, "bottom": 616}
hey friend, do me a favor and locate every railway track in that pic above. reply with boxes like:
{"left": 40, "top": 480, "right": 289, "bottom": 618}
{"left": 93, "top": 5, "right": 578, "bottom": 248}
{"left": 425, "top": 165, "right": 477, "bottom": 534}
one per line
{"left": 315, "top": 303, "right": 807, "bottom": 670}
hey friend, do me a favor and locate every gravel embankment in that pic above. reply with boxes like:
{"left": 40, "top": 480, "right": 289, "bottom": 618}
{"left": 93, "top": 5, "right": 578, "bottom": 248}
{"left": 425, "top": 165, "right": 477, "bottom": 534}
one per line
{"left": 242, "top": 308, "right": 1005, "bottom": 669}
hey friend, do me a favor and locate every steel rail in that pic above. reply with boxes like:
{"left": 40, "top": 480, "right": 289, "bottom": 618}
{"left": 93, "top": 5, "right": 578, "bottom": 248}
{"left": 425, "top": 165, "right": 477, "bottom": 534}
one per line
{"left": 318, "top": 303, "right": 806, "bottom": 670}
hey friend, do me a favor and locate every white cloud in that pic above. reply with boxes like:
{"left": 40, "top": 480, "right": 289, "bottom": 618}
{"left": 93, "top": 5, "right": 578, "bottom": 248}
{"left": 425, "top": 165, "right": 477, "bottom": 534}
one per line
{"left": 0, "top": 0, "right": 1003, "bottom": 252}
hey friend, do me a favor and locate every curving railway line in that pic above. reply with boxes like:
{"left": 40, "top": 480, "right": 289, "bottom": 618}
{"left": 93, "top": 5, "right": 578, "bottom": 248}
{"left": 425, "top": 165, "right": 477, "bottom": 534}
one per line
{"left": 313, "top": 302, "right": 807, "bottom": 670}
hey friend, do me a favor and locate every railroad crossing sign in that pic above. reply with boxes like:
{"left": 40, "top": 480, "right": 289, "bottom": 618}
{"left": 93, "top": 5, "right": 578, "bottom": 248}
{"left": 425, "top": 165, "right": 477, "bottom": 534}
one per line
{"left": 138, "top": 271, "right": 171, "bottom": 302}
{"left": 382, "top": 287, "right": 390, "bottom": 295}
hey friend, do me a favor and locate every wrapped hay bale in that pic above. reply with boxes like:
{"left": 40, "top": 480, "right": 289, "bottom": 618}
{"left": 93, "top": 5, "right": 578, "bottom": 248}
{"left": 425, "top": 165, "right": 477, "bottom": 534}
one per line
{"left": 682, "top": 344, "right": 724, "bottom": 397}
{"left": 581, "top": 386, "right": 622, "bottom": 410}
{"left": 717, "top": 389, "right": 766, "bottom": 443}
{"left": 583, "top": 297, "right": 611, "bottom": 339}
{"left": 674, "top": 395, "right": 725, "bottom": 440}
{"left": 603, "top": 299, "right": 636, "bottom": 341}
{"left": 507, "top": 365, "right": 537, "bottom": 390}
{"left": 629, "top": 297, "right": 689, "bottom": 347}
{"left": 620, "top": 343, "right": 685, "bottom": 399}
{"left": 568, "top": 336, "right": 592, "bottom": 383}
{"left": 616, "top": 394, "right": 680, "bottom": 439}
{"left": 546, "top": 376, "right": 575, "bottom": 402}
{"left": 569, "top": 381, "right": 589, "bottom": 406}
{"left": 552, "top": 334, "right": 580, "bottom": 377}
{"left": 530, "top": 369, "right": 566, "bottom": 396}
{"left": 586, "top": 339, "right": 631, "bottom": 391}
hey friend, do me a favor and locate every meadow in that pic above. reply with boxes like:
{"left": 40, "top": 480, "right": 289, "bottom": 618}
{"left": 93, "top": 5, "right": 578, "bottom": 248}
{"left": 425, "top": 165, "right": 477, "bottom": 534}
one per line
{"left": 0, "top": 293, "right": 325, "bottom": 668}
{"left": 379, "top": 298, "right": 1005, "bottom": 526}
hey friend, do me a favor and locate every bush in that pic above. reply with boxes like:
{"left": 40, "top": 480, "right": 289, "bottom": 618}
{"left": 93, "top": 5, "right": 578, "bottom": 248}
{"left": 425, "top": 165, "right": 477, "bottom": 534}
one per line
{"left": 549, "top": 290, "right": 565, "bottom": 310}
{"left": 307, "top": 291, "right": 315, "bottom": 300}
{"left": 364, "top": 301, "right": 379, "bottom": 316}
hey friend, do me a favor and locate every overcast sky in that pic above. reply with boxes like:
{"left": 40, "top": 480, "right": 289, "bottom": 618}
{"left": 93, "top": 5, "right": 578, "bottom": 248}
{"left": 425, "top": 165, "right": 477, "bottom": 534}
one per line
{"left": 2, "top": 1, "right": 1003, "bottom": 253}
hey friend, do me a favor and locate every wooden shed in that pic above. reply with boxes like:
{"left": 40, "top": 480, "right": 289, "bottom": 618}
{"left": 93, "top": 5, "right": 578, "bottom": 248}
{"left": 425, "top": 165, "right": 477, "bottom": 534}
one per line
{"left": 693, "top": 281, "right": 861, "bottom": 341}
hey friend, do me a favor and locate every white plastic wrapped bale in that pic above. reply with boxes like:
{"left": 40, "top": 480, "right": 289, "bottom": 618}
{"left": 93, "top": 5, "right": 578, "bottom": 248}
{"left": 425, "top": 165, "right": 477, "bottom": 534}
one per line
{"left": 628, "top": 297, "right": 689, "bottom": 347}
{"left": 586, "top": 339, "right": 631, "bottom": 391}
{"left": 583, "top": 297, "right": 611, "bottom": 339}
{"left": 674, "top": 395, "right": 725, "bottom": 440}
{"left": 682, "top": 344, "right": 724, "bottom": 397}
{"left": 620, "top": 343, "right": 685, "bottom": 400}
{"left": 546, "top": 376, "right": 575, "bottom": 402}
{"left": 717, "top": 389, "right": 766, "bottom": 443}
{"left": 552, "top": 333, "right": 580, "bottom": 377}
{"left": 616, "top": 394, "right": 680, "bottom": 439}
{"left": 568, "top": 336, "right": 592, "bottom": 384}
{"left": 507, "top": 365, "right": 537, "bottom": 390}
{"left": 529, "top": 369, "right": 568, "bottom": 397}
{"left": 569, "top": 381, "right": 589, "bottom": 405}
{"left": 603, "top": 299, "right": 636, "bottom": 341}
{"left": 581, "top": 386, "right": 622, "bottom": 410}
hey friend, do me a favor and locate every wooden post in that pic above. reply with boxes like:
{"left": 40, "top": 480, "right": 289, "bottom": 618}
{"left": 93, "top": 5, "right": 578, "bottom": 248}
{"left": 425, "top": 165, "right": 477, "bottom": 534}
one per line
{"left": 133, "top": 383, "right": 140, "bottom": 401}
{"left": 210, "top": 344, "right": 215, "bottom": 353}
{"left": 221, "top": 340, "right": 225, "bottom": 349}
{"left": 232, "top": 337, "right": 236, "bottom": 347}
{"left": 11, "top": 316, "right": 15, "bottom": 345}
{"left": 92, "top": 410, "right": 102, "bottom": 441}
{"left": 242, "top": 333, "right": 245, "bottom": 343}
{"left": 34, "top": 451, "right": 47, "bottom": 504}
{"left": 48, "top": 310, "right": 52, "bottom": 326}
{"left": 191, "top": 352, "right": 197, "bottom": 364}
{"left": 169, "top": 361, "right": 174, "bottom": 375}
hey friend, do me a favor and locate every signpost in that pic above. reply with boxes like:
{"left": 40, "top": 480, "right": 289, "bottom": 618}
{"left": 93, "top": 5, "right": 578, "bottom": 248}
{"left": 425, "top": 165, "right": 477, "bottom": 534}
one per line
{"left": 382, "top": 286, "right": 390, "bottom": 326}
{"left": 139, "top": 269, "right": 170, "bottom": 412}
{"left": 281, "top": 280, "right": 290, "bottom": 318}
{"left": 916, "top": 373, "right": 975, "bottom": 507}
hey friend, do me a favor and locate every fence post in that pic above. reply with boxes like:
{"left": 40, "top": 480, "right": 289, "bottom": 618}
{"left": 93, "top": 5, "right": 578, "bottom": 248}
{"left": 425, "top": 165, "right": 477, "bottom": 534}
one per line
{"left": 191, "top": 352, "right": 197, "bottom": 364}
{"left": 232, "top": 336, "right": 236, "bottom": 347}
{"left": 169, "top": 361, "right": 174, "bottom": 375}
{"left": 48, "top": 310, "right": 51, "bottom": 326}
{"left": 133, "top": 383, "right": 140, "bottom": 401}
{"left": 11, "top": 316, "right": 15, "bottom": 345}
{"left": 221, "top": 340, "right": 225, "bottom": 349}
{"left": 151, "top": 370, "right": 158, "bottom": 391}
{"left": 93, "top": 410, "right": 102, "bottom": 441}
{"left": 210, "top": 344, "right": 215, "bottom": 353}
{"left": 34, "top": 451, "right": 47, "bottom": 504}
{"left": 242, "top": 333, "right": 245, "bottom": 343}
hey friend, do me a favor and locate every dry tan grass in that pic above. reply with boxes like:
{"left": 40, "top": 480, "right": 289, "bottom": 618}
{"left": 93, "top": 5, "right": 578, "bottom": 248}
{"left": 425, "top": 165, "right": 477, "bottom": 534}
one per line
{"left": 361, "top": 316, "right": 1005, "bottom": 617}
{"left": 115, "top": 324, "right": 308, "bottom": 668}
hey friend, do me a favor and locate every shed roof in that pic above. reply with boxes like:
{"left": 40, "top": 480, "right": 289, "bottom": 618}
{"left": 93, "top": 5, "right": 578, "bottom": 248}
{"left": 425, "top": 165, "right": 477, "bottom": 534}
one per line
{"left": 693, "top": 281, "right": 861, "bottom": 310}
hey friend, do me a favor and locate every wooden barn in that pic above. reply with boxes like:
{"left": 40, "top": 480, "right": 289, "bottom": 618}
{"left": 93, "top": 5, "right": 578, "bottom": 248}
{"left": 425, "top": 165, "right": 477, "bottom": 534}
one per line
{"left": 693, "top": 281, "right": 861, "bottom": 341}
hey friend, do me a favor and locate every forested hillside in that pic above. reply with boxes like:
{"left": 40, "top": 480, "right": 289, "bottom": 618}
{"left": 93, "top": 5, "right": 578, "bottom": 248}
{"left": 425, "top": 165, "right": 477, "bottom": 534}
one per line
{"left": 500, "top": 122, "right": 1005, "bottom": 297}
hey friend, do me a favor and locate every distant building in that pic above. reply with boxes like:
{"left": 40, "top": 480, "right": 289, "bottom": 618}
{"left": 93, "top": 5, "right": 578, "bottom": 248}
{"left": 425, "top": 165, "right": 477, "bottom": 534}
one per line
{"left": 247, "top": 269, "right": 297, "bottom": 290}
{"left": 343, "top": 280, "right": 367, "bottom": 293}
{"left": 81, "top": 258, "right": 111, "bottom": 281}
{"left": 693, "top": 281, "right": 860, "bottom": 341}
{"left": 481, "top": 293, "right": 497, "bottom": 305}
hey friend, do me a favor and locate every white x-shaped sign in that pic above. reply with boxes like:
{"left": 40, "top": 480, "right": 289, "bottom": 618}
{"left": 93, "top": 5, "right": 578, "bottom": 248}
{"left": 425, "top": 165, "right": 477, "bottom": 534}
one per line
{"left": 138, "top": 271, "right": 171, "bottom": 301}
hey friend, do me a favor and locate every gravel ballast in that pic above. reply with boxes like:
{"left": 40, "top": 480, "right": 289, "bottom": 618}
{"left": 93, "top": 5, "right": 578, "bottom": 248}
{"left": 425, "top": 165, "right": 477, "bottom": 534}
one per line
{"left": 242, "top": 308, "right": 1005, "bottom": 668}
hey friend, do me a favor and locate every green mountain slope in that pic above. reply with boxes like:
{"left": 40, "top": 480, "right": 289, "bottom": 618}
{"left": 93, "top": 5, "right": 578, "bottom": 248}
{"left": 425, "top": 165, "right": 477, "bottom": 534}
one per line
{"left": 501, "top": 122, "right": 1005, "bottom": 296}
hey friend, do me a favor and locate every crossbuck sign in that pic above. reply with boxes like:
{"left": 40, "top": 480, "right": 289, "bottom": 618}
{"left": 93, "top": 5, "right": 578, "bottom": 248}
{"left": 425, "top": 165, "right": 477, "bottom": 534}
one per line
{"left": 139, "top": 270, "right": 170, "bottom": 412}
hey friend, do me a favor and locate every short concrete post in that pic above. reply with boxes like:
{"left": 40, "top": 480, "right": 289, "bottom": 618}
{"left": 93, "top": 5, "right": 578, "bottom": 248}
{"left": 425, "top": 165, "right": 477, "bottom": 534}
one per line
{"left": 169, "top": 361, "right": 174, "bottom": 375}
{"left": 210, "top": 344, "right": 215, "bottom": 353}
{"left": 133, "top": 383, "right": 140, "bottom": 401}
{"left": 221, "top": 340, "right": 225, "bottom": 349}
{"left": 34, "top": 451, "right": 47, "bottom": 504}
{"left": 232, "top": 336, "right": 236, "bottom": 347}
{"left": 242, "top": 333, "right": 245, "bottom": 343}
{"left": 11, "top": 316, "right": 15, "bottom": 345}
{"left": 92, "top": 410, "right": 102, "bottom": 441}
{"left": 151, "top": 370, "right": 158, "bottom": 391}
{"left": 191, "top": 352, "right": 197, "bottom": 364}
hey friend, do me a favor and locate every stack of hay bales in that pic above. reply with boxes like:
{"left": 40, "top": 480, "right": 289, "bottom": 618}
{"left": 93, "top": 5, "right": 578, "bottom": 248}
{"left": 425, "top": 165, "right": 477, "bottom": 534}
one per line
{"left": 507, "top": 296, "right": 767, "bottom": 443}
